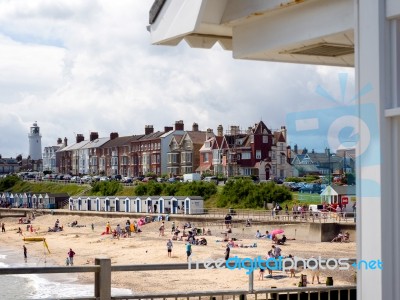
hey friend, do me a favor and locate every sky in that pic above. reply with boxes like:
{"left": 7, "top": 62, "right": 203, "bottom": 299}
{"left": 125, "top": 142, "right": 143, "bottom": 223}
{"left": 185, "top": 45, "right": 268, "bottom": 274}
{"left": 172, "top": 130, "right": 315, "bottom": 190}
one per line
{"left": 0, "top": 0, "right": 355, "bottom": 158}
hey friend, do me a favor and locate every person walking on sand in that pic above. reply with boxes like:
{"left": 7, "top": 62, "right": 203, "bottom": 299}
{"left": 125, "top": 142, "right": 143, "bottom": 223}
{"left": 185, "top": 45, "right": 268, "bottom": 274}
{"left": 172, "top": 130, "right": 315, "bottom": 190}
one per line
{"left": 106, "top": 222, "right": 111, "bottom": 234}
{"left": 23, "top": 245, "right": 27, "bottom": 262}
{"left": 1, "top": 222, "right": 5, "bottom": 233}
{"left": 186, "top": 242, "right": 192, "bottom": 262}
{"left": 67, "top": 248, "right": 76, "bottom": 266}
{"left": 167, "top": 239, "right": 173, "bottom": 257}
{"left": 159, "top": 222, "right": 165, "bottom": 236}
{"left": 224, "top": 244, "right": 231, "bottom": 261}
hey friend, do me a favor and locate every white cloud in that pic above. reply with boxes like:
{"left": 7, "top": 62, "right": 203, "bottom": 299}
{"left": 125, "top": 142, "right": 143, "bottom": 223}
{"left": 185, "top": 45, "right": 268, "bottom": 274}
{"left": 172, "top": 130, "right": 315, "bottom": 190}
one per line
{"left": 0, "top": 0, "right": 354, "bottom": 158}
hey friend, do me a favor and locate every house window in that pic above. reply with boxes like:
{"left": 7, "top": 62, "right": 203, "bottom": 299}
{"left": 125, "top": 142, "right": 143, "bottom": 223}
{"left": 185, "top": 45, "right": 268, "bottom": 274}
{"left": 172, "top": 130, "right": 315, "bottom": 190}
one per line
{"left": 242, "top": 152, "right": 251, "bottom": 159}
{"left": 168, "top": 153, "right": 179, "bottom": 164}
{"left": 256, "top": 150, "right": 261, "bottom": 159}
{"left": 263, "top": 136, "right": 268, "bottom": 143}
{"left": 203, "top": 153, "right": 209, "bottom": 163}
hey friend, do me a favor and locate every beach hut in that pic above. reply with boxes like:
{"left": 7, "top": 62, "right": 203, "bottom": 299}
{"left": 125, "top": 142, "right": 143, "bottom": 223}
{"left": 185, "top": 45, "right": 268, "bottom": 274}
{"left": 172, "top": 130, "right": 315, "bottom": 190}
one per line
{"left": 173, "top": 196, "right": 186, "bottom": 214}
{"left": 97, "top": 197, "right": 110, "bottom": 211}
{"left": 320, "top": 185, "right": 356, "bottom": 212}
{"left": 68, "top": 197, "right": 79, "bottom": 211}
{"left": 139, "top": 196, "right": 149, "bottom": 213}
{"left": 94, "top": 197, "right": 103, "bottom": 211}
{"left": 130, "top": 196, "right": 143, "bottom": 213}
{"left": 16, "top": 193, "right": 23, "bottom": 207}
{"left": 38, "top": 194, "right": 45, "bottom": 209}
{"left": 32, "top": 194, "right": 38, "bottom": 209}
{"left": 145, "top": 196, "right": 162, "bottom": 213}
{"left": 121, "top": 197, "right": 131, "bottom": 212}
{"left": 26, "top": 193, "right": 33, "bottom": 208}
{"left": 80, "top": 197, "right": 92, "bottom": 211}
{"left": 159, "top": 196, "right": 174, "bottom": 214}
{"left": 184, "top": 196, "right": 204, "bottom": 215}
{"left": 113, "top": 197, "right": 124, "bottom": 212}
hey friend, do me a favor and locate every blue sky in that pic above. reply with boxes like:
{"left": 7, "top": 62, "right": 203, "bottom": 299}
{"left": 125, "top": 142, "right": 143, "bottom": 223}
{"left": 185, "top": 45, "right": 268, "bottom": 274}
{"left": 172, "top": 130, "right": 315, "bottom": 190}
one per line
{"left": 0, "top": 0, "right": 354, "bottom": 158}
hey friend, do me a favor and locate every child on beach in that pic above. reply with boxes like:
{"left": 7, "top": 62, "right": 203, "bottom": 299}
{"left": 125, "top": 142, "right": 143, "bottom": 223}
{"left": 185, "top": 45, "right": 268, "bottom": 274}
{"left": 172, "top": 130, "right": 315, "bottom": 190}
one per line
{"left": 167, "top": 239, "right": 173, "bottom": 257}
{"left": 186, "top": 242, "right": 192, "bottom": 262}
{"left": 159, "top": 222, "right": 165, "bottom": 236}
{"left": 259, "top": 267, "right": 265, "bottom": 280}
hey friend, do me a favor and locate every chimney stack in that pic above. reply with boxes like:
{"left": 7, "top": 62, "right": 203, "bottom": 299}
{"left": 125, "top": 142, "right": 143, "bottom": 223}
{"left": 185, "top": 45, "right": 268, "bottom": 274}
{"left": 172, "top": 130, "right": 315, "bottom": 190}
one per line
{"left": 64, "top": 137, "right": 68, "bottom": 147}
{"left": 217, "top": 124, "right": 223, "bottom": 137}
{"left": 175, "top": 120, "right": 184, "bottom": 131}
{"left": 57, "top": 138, "right": 62, "bottom": 145}
{"left": 192, "top": 122, "right": 199, "bottom": 132}
{"left": 145, "top": 125, "right": 154, "bottom": 135}
{"left": 281, "top": 126, "right": 287, "bottom": 141}
{"left": 76, "top": 134, "right": 84, "bottom": 143}
{"left": 164, "top": 126, "right": 173, "bottom": 132}
{"left": 206, "top": 128, "right": 214, "bottom": 140}
{"left": 110, "top": 132, "right": 119, "bottom": 140}
{"left": 90, "top": 132, "right": 99, "bottom": 141}
{"left": 230, "top": 126, "right": 239, "bottom": 135}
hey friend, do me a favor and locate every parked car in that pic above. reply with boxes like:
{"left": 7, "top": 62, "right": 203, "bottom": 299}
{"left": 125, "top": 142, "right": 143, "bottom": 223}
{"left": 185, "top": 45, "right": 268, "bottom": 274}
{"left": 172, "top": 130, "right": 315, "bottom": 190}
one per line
{"left": 167, "top": 177, "right": 179, "bottom": 183}
{"left": 299, "top": 183, "right": 322, "bottom": 193}
{"left": 92, "top": 175, "right": 101, "bottom": 182}
{"left": 203, "top": 176, "right": 218, "bottom": 184}
{"left": 100, "top": 176, "right": 109, "bottom": 181}
{"left": 81, "top": 175, "right": 92, "bottom": 183}
{"left": 122, "top": 177, "right": 133, "bottom": 183}
{"left": 110, "top": 174, "right": 122, "bottom": 181}
{"left": 142, "top": 177, "right": 155, "bottom": 183}
{"left": 70, "top": 176, "right": 82, "bottom": 183}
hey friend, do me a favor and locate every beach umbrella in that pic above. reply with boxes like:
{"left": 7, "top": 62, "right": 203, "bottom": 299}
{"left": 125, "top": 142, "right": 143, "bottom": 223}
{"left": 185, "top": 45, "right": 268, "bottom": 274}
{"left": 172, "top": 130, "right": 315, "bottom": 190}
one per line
{"left": 270, "top": 229, "right": 284, "bottom": 235}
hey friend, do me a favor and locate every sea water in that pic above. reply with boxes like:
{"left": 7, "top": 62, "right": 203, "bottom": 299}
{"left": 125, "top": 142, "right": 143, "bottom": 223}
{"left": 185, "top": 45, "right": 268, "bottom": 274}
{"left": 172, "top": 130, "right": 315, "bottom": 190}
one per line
{"left": 0, "top": 250, "right": 133, "bottom": 299}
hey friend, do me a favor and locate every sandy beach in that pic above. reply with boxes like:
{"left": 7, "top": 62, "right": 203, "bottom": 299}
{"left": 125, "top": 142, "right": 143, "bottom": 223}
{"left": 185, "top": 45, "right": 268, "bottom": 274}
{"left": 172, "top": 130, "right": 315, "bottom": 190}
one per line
{"left": 0, "top": 213, "right": 356, "bottom": 294}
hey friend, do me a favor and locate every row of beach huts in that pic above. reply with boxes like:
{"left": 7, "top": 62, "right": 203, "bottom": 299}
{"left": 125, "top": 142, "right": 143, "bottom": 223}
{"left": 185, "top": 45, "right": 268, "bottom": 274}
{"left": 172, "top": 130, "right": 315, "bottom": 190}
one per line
{"left": 0, "top": 192, "right": 69, "bottom": 209}
{"left": 0, "top": 192, "right": 205, "bottom": 215}
{"left": 68, "top": 196, "right": 205, "bottom": 215}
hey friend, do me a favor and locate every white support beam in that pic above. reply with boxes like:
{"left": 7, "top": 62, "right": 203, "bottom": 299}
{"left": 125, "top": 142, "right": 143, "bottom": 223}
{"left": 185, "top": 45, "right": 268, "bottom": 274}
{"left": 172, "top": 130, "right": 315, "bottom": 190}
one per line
{"left": 356, "top": 1, "right": 400, "bottom": 299}
{"left": 232, "top": 0, "right": 353, "bottom": 60}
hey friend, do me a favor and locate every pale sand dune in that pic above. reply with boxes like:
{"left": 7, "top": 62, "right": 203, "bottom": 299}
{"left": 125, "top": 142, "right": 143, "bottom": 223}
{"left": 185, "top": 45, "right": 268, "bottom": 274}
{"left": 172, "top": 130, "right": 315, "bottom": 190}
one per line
{"left": 0, "top": 214, "right": 356, "bottom": 293}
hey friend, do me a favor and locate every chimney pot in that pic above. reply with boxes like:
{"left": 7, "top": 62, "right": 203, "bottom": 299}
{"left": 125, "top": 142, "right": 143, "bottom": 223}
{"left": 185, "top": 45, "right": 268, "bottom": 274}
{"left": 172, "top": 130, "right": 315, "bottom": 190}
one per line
{"left": 145, "top": 125, "right": 154, "bottom": 135}
{"left": 174, "top": 120, "right": 184, "bottom": 131}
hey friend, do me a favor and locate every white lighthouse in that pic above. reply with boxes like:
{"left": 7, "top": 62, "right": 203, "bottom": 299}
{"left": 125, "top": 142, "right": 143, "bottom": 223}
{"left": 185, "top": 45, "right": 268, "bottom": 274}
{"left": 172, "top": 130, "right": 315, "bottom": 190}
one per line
{"left": 28, "top": 121, "right": 42, "bottom": 160}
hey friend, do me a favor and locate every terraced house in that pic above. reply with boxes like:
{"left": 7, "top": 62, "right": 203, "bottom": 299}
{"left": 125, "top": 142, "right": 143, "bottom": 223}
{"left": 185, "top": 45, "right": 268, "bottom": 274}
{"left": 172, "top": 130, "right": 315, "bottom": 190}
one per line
{"left": 198, "top": 121, "right": 292, "bottom": 180}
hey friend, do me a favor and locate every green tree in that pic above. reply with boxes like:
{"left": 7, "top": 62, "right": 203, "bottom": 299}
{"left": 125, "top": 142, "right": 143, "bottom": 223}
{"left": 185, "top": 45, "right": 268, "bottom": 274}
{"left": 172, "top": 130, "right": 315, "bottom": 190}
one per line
{"left": 134, "top": 183, "right": 148, "bottom": 196}
{"left": 147, "top": 181, "right": 163, "bottom": 196}
{"left": 0, "top": 175, "right": 21, "bottom": 192}
{"left": 91, "top": 181, "right": 122, "bottom": 196}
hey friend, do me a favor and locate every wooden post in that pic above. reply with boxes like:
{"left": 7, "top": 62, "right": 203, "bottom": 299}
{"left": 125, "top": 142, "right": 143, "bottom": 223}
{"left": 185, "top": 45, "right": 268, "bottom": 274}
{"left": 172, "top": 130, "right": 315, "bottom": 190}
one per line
{"left": 95, "top": 257, "right": 111, "bottom": 300}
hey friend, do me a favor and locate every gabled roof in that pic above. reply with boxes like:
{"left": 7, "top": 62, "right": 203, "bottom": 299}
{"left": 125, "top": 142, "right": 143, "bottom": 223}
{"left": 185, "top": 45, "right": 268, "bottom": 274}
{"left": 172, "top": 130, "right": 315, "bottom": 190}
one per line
{"left": 322, "top": 184, "right": 356, "bottom": 195}
{"left": 253, "top": 121, "right": 271, "bottom": 135}
{"left": 59, "top": 140, "right": 91, "bottom": 151}
{"left": 104, "top": 135, "right": 143, "bottom": 148}
{"left": 82, "top": 137, "right": 110, "bottom": 149}
{"left": 172, "top": 134, "right": 184, "bottom": 144}
{"left": 274, "top": 131, "right": 286, "bottom": 143}
{"left": 184, "top": 131, "right": 209, "bottom": 145}
{"left": 138, "top": 131, "right": 164, "bottom": 141}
